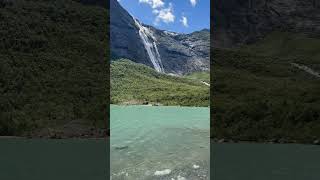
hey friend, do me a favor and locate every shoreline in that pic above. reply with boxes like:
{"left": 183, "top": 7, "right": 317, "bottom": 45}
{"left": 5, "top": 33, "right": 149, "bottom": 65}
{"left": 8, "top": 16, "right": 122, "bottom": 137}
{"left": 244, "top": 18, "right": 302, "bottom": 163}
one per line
{"left": 0, "top": 128, "right": 110, "bottom": 140}
{"left": 1, "top": 136, "right": 318, "bottom": 145}
{"left": 210, "top": 137, "right": 320, "bottom": 146}
{"left": 0, "top": 136, "right": 109, "bottom": 140}
{"left": 112, "top": 103, "right": 210, "bottom": 108}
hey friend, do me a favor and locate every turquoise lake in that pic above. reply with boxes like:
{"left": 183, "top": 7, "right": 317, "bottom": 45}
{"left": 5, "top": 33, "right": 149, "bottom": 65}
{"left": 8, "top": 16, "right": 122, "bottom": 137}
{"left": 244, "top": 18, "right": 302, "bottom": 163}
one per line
{"left": 212, "top": 143, "right": 320, "bottom": 180}
{"left": 0, "top": 139, "right": 108, "bottom": 180}
{"left": 1, "top": 139, "right": 319, "bottom": 179}
{"left": 1, "top": 106, "right": 319, "bottom": 180}
{"left": 110, "top": 105, "right": 210, "bottom": 180}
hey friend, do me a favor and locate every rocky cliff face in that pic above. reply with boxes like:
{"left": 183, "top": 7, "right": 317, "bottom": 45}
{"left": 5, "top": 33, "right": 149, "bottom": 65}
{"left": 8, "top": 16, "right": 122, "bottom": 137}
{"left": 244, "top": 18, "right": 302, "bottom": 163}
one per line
{"left": 110, "top": 0, "right": 209, "bottom": 74}
{"left": 213, "top": 0, "right": 320, "bottom": 48}
{"left": 110, "top": 0, "right": 152, "bottom": 68}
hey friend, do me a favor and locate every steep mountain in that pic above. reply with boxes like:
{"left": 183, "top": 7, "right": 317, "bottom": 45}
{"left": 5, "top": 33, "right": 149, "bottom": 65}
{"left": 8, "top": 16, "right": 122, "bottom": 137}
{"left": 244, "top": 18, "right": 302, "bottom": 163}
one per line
{"left": 110, "top": 0, "right": 209, "bottom": 74}
{"left": 213, "top": 0, "right": 320, "bottom": 48}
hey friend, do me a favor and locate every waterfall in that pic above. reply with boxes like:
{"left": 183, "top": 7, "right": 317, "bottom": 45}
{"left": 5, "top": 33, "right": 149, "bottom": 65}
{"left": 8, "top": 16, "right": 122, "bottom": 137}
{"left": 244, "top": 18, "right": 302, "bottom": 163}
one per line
{"left": 133, "top": 18, "right": 164, "bottom": 73}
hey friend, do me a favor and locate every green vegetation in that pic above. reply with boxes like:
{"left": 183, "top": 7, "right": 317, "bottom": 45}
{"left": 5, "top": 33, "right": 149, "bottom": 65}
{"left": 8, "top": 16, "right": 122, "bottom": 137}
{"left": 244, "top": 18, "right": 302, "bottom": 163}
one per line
{"left": 212, "top": 32, "right": 320, "bottom": 143}
{"left": 0, "top": 0, "right": 108, "bottom": 136}
{"left": 186, "top": 71, "right": 210, "bottom": 84}
{"left": 242, "top": 31, "right": 320, "bottom": 70}
{"left": 111, "top": 59, "right": 209, "bottom": 107}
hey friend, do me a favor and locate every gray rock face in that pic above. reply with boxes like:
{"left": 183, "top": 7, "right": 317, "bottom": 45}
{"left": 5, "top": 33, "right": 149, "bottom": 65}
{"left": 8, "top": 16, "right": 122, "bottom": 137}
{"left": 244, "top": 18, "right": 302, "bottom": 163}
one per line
{"left": 110, "top": 0, "right": 152, "bottom": 67}
{"left": 155, "top": 28, "right": 210, "bottom": 74}
{"left": 213, "top": 0, "right": 320, "bottom": 48}
{"left": 110, "top": 0, "right": 209, "bottom": 74}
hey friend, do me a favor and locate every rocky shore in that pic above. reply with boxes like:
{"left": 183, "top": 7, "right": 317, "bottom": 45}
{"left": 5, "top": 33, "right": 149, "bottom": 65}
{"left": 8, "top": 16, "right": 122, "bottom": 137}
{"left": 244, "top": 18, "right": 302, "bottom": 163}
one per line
{"left": 26, "top": 127, "right": 109, "bottom": 139}
{"left": 120, "top": 100, "right": 163, "bottom": 106}
{"left": 112, "top": 160, "right": 209, "bottom": 180}
{"left": 14, "top": 119, "right": 110, "bottom": 139}
{"left": 0, "top": 128, "right": 109, "bottom": 139}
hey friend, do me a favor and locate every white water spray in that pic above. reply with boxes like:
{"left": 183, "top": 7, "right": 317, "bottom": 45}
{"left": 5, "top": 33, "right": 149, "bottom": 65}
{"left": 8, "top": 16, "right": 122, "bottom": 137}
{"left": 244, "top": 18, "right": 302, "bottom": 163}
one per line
{"left": 134, "top": 18, "right": 164, "bottom": 73}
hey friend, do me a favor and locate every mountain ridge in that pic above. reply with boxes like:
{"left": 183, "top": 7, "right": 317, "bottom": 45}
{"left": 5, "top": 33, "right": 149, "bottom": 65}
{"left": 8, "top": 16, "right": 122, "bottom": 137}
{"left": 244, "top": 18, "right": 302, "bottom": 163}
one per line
{"left": 213, "top": 0, "right": 320, "bottom": 48}
{"left": 110, "top": 0, "right": 210, "bottom": 74}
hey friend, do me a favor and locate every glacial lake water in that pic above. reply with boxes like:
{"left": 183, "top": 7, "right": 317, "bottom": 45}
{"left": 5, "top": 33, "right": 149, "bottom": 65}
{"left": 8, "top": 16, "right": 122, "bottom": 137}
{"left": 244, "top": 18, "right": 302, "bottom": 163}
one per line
{"left": 110, "top": 105, "right": 210, "bottom": 180}
{"left": 212, "top": 143, "right": 320, "bottom": 180}
{"left": 0, "top": 139, "right": 108, "bottom": 180}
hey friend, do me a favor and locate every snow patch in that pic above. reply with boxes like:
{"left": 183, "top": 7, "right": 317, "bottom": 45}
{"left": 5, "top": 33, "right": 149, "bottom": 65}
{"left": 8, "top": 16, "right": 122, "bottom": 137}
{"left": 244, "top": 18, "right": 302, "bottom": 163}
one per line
{"left": 164, "top": 30, "right": 179, "bottom": 36}
{"left": 291, "top": 63, "right": 320, "bottom": 78}
{"left": 201, "top": 81, "right": 210, "bottom": 86}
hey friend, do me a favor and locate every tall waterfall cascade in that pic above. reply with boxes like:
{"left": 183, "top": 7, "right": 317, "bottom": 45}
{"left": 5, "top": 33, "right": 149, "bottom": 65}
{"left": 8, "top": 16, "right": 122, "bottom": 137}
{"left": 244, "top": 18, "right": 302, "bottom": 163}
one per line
{"left": 133, "top": 18, "right": 164, "bottom": 73}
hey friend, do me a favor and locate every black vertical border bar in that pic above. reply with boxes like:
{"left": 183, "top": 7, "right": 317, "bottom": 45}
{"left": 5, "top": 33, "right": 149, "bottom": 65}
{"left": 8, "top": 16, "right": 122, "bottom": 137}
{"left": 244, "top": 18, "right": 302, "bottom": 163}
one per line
{"left": 210, "top": 0, "right": 214, "bottom": 179}
{"left": 106, "top": 0, "right": 111, "bottom": 179}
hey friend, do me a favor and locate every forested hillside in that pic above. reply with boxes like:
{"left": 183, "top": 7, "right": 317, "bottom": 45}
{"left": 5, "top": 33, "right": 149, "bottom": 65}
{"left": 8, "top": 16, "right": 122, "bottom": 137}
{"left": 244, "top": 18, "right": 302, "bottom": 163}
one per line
{"left": 212, "top": 32, "right": 320, "bottom": 143}
{"left": 111, "top": 59, "right": 209, "bottom": 107}
{"left": 0, "top": 0, "right": 108, "bottom": 137}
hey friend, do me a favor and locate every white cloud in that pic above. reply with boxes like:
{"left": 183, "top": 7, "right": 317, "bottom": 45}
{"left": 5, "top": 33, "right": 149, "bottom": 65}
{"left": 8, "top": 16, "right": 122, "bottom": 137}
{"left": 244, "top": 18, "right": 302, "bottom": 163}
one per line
{"left": 153, "top": 3, "right": 175, "bottom": 24}
{"left": 139, "top": 0, "right": 164, "bottom": 9}
{"left": 139, "top": 0, "right": 175, "bottom": 25}
{"left": 190, "top": 0, "right": 197, "bottom": 7}
{"left": 180, "top": 16, "right": 188, "bottom": 27}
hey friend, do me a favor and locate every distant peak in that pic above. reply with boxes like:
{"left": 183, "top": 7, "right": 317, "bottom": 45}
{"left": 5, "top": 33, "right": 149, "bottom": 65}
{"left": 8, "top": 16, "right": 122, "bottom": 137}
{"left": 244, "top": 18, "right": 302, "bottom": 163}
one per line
{"left": 163, "top": 30, "right": 180, "bottom": 36}
{"left": 201, "top": 28, "right": 210, "bottom": 32}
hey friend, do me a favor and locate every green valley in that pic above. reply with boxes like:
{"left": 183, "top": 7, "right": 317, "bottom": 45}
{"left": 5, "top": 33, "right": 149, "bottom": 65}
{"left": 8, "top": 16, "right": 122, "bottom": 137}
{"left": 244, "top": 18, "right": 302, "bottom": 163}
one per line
{"left": 111, "top": 59, "right": 210, "bottom": 107}
{"left": 186, "top": 71, "right": 210, "bottom": 84}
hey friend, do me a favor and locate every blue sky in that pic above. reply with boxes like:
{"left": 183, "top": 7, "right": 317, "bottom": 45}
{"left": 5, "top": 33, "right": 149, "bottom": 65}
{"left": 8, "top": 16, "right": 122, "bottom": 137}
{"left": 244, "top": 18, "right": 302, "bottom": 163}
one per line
{"left": 117, "top": 0, "right": 210, "bottom": 34}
